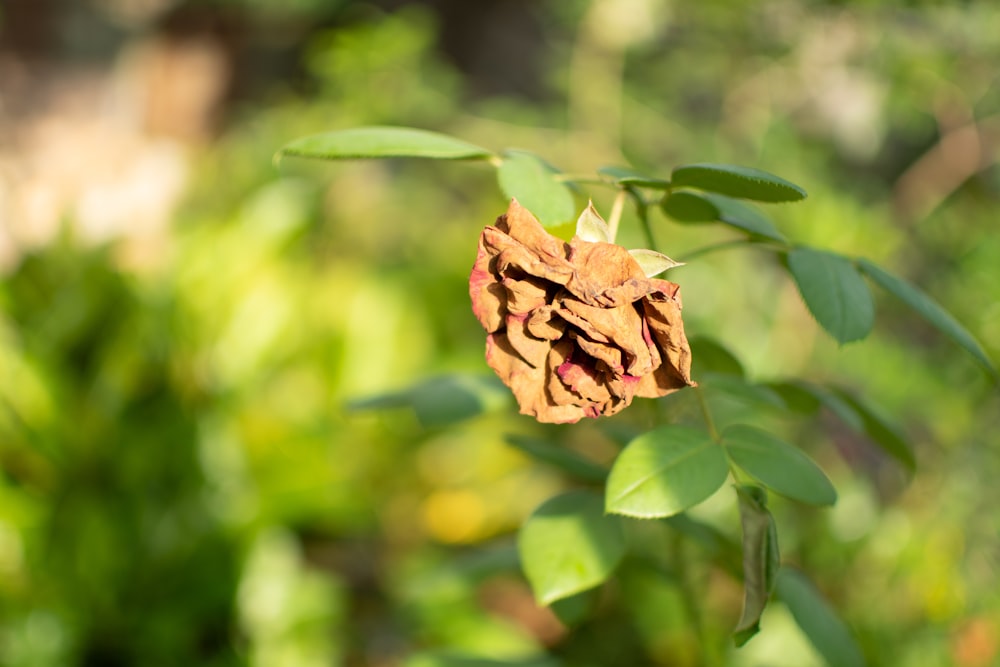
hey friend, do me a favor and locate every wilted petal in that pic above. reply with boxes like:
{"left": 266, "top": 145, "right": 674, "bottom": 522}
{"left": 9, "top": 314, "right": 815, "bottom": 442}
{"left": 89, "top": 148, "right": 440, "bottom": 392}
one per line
{"left": 558, "top": 298, "right": 653, "bottom": 376}
{"left": 505, "top": 313, "right": 549, "bottom": 368}
{"left": 500, "top": 199, "right": 571, "bottom": 263}
{"left": 503, "top": 274, "right": 549, "bottom": 314}
{"left": 525, "top": 305, "right": 566, "bottom": 340}
{"left": 566, "top": 239, "right": 651, "bottom": 308}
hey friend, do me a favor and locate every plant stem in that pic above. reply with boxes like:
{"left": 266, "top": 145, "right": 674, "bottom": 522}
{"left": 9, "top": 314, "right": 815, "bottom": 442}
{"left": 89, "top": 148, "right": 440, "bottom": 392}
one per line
{"left": 694, "top": 385, "right": 719, "bottom": 441}
{"left": 628, "top": 187, "right": 658, "bottom": 250}
{"left": 607, "top": 189, "right": 627, "bottom": 243}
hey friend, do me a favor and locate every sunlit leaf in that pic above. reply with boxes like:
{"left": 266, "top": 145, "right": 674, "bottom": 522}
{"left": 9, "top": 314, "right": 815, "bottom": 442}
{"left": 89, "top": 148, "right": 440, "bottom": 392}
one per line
{"left": 597, "top": 165, "right": 671, "bottom": 189}
{"left": 279, "top": 126, "right": 495, "bottom": 161}
{"left": 504, "top": 434, "right": 608, "bottom": 483}
{"left": 628, "top": 248, "right": 684, "bottom": 277}
{"left": 671, "top": 163, "right": 807, "bottom": 202}
{"left": 787, "top": 248, "right": 874, "bottom": 343}
{"left": 518, "top": 491, "right": 625, "bottom": 605}
{"left": 574, "top": 201, "right": 611, "bottom": 243}
{"left": 733, "top": 485, "right": 780, "bottom": 647}
{"left": 605, "top": 426, "right": 728, "bottom": 518}
{"left": 857, "top": 259, "right": 999, "bottom": 382}
{"left": 497, "top": 151, "right": 576, "bottom": 228}
{"left": 722, "top": 425, "right": 836, "bottom": 506}
{"left": 776, "top": 568, "right": 867, "bottom": 667}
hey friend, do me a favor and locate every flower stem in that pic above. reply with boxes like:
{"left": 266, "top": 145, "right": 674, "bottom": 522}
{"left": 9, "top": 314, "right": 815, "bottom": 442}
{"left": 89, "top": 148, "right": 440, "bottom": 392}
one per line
{"left": 607, "top": 189, "right": 627, "bottom": 243}
{"left": 694, "top": 385, "right": 719, "bottom": 441}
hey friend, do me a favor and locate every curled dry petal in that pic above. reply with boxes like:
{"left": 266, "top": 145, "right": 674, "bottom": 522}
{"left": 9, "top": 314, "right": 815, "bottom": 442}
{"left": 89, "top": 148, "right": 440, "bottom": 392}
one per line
{"left": 469, "top": 199, "right": 694, "bottom": 424}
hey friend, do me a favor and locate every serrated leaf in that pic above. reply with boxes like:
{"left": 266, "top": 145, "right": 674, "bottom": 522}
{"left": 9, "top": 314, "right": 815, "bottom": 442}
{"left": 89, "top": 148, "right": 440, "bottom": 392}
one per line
{"left": 497, "top": 151, "right": 576, "bottom": 228}
{"left": 504, "top": 434, "right": 608, "bottom": 483}
{"left": 828, "top": 388, "right": 916, "bottom": 473}
{"left": 688, "top": 337, "right": 745, "bottom": 377}
{"left": 279, "top": 126, "right": 494, "bottom": 161}
{"left": 787, "top": 248, "right": 874, "bottom": 344}
{"left": 734, "top": 485, "right": 780, "bottom": 647}
{"left": 776, "top": 568, "right": 867, "bottom": 667}
{"left": 575, "top": 201, "right": 611, "bottom": 243}
{"left": 857, "top": 259, "right": 999, "bottom": 382}
{"left": 605, "top": 426, "right": 728, "bottom": 518}
{"left": 628, "top": 248, "right": 684, "bottom": 277}
{"left": 671, "top": 163, "right": 807, "bottom": 202}
{"left": 776, "top": 380, "right": 864, "bottom": 430}
{"left": 519, "top": 492, "right": 625, "bottom": 605}
{"left": 722, "top": 425, "right": 837, "bottom": 506}
{"left": 598, "top": 165, "right": 671, "bottom": 189}
{"left": 762, "top": 381, "right": 823, "bottom": 414}
{"left": 661, "top": 191, "right": 786, "bottom": 242}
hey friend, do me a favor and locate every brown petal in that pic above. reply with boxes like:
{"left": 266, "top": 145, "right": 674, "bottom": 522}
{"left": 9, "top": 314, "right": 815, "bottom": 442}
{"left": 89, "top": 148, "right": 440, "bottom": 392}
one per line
{"left": 525, "top": 305, "right": 566, "bottom": 340}
{"left": 635, "top": 282, "right": 694, "bottom": 396}
{"left": 505, "top": 313, "right": 550, "bottom": 368}
{"left": 565, "top": 239, "right": 651, "bottom": 308}
{"left": 470, "top": 238, "right": 507, "bottom": 332}
{"left": 499, "top": 199, "right": 571, "bottom": 264}
{"left": 487, "top": 333, "right": 586, "bottom": 424}
{"left": 503, "top": 274, "right": 549, "bottom": 315}
{"left": 557, "top": 298, "right": 653, "bottom": 377}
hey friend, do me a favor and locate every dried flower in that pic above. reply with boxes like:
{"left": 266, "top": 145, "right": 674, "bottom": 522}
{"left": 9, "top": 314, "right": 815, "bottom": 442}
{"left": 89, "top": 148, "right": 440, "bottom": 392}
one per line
{"left": 470, "top": 199, "right": 693, "bottom": 423}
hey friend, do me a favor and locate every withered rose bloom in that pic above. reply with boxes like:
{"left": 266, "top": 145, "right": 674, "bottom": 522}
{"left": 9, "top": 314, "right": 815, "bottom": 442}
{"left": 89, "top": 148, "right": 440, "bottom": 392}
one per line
{"left": 470, "top": 199, "right": 694, "bottom": 424}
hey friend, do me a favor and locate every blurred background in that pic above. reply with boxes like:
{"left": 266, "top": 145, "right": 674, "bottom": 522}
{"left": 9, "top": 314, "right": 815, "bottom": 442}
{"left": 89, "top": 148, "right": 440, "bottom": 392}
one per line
{"left": 1, "top": 0, "right": 999, "bottom": 665}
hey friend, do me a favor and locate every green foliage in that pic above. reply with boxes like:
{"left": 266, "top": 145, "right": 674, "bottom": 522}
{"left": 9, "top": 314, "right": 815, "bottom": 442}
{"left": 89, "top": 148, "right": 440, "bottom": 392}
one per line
{"left": 279, "top": 126, "right": 496, "bottom": 161}
{"left": 722, "top": 425, "right": 837, "bottom": 507}
{"left": 733, "top": 486, "right": 780, "bottom": 647}
{"left": 517, "top": 491, "right": 625, "bottom": 605}
{"left": 787, "top": 248, "right": 875, "bottom": 344}
{"left": 777, "top": 569, "right": 867, "bottom": 667}
{"left": 670, "top": 163, "right": 808, "bottom": 203}
{"left": 605, "top": 426, "right": 729, "bottom": 518}
{"left": 496, "top": 151, "right": 576, "bottom": 228}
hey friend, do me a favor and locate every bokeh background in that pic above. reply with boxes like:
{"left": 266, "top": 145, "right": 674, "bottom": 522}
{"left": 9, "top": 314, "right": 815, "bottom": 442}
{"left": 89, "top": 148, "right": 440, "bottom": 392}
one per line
{"left": 1, "top": 0, "right": 999, "bottom": 665}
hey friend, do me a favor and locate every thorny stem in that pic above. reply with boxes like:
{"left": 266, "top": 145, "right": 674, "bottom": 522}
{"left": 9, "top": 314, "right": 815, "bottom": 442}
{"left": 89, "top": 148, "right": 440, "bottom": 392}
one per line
{"left": 607, "top": 189, "right": 627, "bottom": 243}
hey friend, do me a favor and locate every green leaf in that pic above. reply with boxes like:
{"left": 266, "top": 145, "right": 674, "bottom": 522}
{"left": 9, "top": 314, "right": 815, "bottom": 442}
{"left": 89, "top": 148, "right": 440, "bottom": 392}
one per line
{"left": 598, "top": 165, "right": 671, "bottom": 189}
{"left": 704, "top": 193, "right": 787, "bottom": 243}
{"left": 857, "top": 259, "right": 999, "bottom": 382}
{"left": 518, "top": 491, "right": 625, "bottom": 605}
{"left": 828, "top": 388, "right": 916, "bottom": 473}
{"left": 733, "top": 485, "right": 780, "bottom": 647}
{"left": 722, "top": 425, "right": 837, "bottom": 506}
{"left": 688, "top": 336, "right": 745, "bottom": 377}
{"left": 574, "top": 201, "right": 611, "bottom": 243}
{"left": 776, "top": 568, "right": 867, "bottom": 667}
{"left": 279, "top": 126, "right": 495, "bottom": 161}
{"left": 661, "top": 191, "right": 786, "bottom": 243}
{"left": 497, "top": 151, "right": 576, "bottom": 228}
{"left": 605, "top": 426, "right": 728, "bottom": 518}
{"left": 762, "top": 381, "right": 822, "bottom": 414}
{"left": 775, "top": 380, "right": 864, "bottom": 430}
{"left": 787, "top": 248, "right": 874, "bottom": 344}
{"left": 504, "top": 434, "right": 608, "bottom": 483}
{"left": 549, "top": 588, "right": 600, "bottom": 627}
{"left": 628, "top": 248, "right": 684, "bottom": 277}
{"left": 661, "top": 190, "right": 718, "bottom": 222}
{"left": 671, "top": 163, "right": 807, "bottom": 202}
